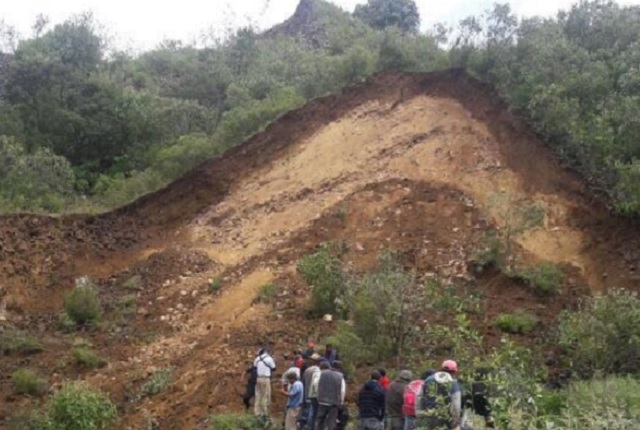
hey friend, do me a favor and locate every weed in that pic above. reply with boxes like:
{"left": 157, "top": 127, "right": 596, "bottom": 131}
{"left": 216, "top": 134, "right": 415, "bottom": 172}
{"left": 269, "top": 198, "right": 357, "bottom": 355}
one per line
{"left": 140, "top": 367, "right": 173, "bottom": 399}
{"left": 208, "top": 278, "right": 222, "bottom": 294}
{"left": 0, "top": 326, "right": 43, "bottom": 355}
{"left": 496, "top": 310, "right": 538, "bottom": 334}
{"left": 11, "top": 369, "right": 47, "bottom": 397}
{"left": 72, "top": 347, "right": 108, "bottom": 369}
{"left": 297, "top": 246, "right": 344, "bottom": 317}
{"left": 472, "top": 231, "right": 505, "bottom": 272}
{"left": 253, "top": 283, "right": 279, "bottom": 305}
{"left": 63, "top": 284, "right": 101, "bottom": 325}
{"left": 122, "top": 274, "right": 143, "bottom": 291}
{"left": 517, "top": 262, "right": 563, "bottom": 295}
{"left": 57, "top": 312, "right": 78, "bottom": 333}
{"left": 207, "top": 414, "right": 262, "bottom": 430}
{"left": 117, "top": 294, "right": 138, "bottom": 315}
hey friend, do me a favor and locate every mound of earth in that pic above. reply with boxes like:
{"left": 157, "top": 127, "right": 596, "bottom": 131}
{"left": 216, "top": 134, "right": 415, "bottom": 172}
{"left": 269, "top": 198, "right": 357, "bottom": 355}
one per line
{"left": 1, "top": 70, "right": 639, "bottom": 428}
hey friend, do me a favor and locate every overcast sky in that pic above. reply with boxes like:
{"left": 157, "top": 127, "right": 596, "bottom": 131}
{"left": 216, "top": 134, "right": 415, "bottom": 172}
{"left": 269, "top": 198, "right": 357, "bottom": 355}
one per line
{"left": 1, "top": 0, "right": 639, "bottom": 51}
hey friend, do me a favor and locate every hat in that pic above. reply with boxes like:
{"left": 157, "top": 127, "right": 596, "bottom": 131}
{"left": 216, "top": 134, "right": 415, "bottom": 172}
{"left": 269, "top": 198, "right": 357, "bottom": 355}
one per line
{"left": 310, "top": 353, "right": 322, "bottom": 361}
{"left": 398, "top": 370, "right": 413, "bottom": 381}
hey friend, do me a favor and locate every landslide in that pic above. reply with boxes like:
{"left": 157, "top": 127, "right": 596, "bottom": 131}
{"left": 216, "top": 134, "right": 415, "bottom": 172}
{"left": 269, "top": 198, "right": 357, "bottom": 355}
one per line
{"left": 1, "top": 70, "right": 639, "bottom": 429}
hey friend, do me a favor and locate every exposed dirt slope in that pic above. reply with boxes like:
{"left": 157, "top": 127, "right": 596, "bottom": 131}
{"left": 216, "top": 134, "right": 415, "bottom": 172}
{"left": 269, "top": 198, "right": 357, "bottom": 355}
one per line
{"left": 1, "top": 70, "right": 639, "bottom": 429}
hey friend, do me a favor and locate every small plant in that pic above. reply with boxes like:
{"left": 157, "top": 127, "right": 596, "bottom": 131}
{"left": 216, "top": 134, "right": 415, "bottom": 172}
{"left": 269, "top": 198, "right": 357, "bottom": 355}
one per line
{"left": 517, "top": 262, "right": 563, "bottom": 295}
{"left": 72, "top": 347, "right": 108, "bottom": 369}
{"left": 496, "top": 310, "right": 538, "bottom": 334}
{"left": 208, "top": 278, "right": 222, "bottom": 294}
{"left": 253, "top": 283, "right": 279, "bottom": 305}
{"left": 297, "top": 246, "right": 344, "bottom": 317}
{"left": 117, "top": 294, "right": 138, "bottom": 315}
{"left": 140, "top": 367, "right": 173, "bottom": 399}
{"left": 39, "top": 382, "right": 117, "bottom": 430}
{"left": 472, "top": 231, "right": 505, "bottom": 272}
{"left": 207, "top": 414, "right": 262, "bottom": 430}
{"left": 11, "top": 369, "right": 47, "bottom": 397}
{"left": 63, "top": 283, "right": 101, "bottom": 326}
{"left": 122, "top": 275, "right": 143, "bottom": 291}
{"left": 0, "top": 326, "right": 43, "bottom": 355}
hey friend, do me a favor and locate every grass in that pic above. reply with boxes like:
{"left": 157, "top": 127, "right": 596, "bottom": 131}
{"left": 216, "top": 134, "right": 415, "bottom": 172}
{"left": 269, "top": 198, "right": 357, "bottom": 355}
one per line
{"left": 208, "top": 278, "right": 222, "bottom": 294}
{"left": 72, "top": 347, "right": 108, "bottom": 368}
{"left": 207, "top": 414, "right": 262, "bottom": 430}
{"left": 140, "top": 367, "right": 173, "bottom": 399}
{"left": 11, "top": 369, "right": 47, "bottom": 397}
{"left": 496, "top": 310, "right": 538, "bottom": 334}
{"left": 252, "top": 283, "right": 279, "bottom": 305}
{"left": 63, "top": 285, "right": 102, "bottom": 325}
{"left": 0, "top": 326, "right": 43, "bottom": 355}
{"left": 122, "top": 274, "right": 143, "bottom": 291}
{"left": 517, "top": 262, "right": 563, "bottom": 295}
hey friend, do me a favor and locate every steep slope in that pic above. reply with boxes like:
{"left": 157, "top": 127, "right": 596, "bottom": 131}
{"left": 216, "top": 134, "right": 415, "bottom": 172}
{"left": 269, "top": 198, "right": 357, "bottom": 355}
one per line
{"left": 1, "top": 70, "right": 639, "bottom": 428}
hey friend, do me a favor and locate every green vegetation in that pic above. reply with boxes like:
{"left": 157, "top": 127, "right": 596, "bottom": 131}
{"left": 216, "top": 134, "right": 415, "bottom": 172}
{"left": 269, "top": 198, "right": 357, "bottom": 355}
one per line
{"left": 207, "top": 414, "right": 262, "bottom": 430}
{"left": 72, "top": 347, "right": 108, "bottom": 369}
{"left": 253, "top": 283, "right": 279, "bottom": 305}
{"left": 354, "top": 0, "right": 420, "bottom": 33}
{"left": 517, "top": 262, "right": 563, "bottom": 295}
{"left": 297, "top": 245, "right": 344, "bottom": 316}
{"left": 139, "top": 367, "right": 173, "bottom": 399}
{"left": 496, "top": 310, "right": 538, "bottom": 334}
{"left": 0, "top": 326, "right": 43, "bottom": 354}
{"left": 208, "top": 278, "right": 222, "bottom": 294}
{"left": 558, "top": 289, "right": 640, "bottom": 377}
{"left": 63, "top": 284, "right": 101, "bottom": 326}
{"left": 11, "top": 369, "right": 47, "bottom": 397}
{"left": 31, "top": 382, "right": 117, "bottom": 430}
{"left": 122, "top": 275, "right": 143, "bottom": 291}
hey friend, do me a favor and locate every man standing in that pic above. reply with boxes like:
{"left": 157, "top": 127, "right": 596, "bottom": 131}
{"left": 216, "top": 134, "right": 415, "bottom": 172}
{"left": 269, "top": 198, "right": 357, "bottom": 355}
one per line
{"left": 302, "top": 353, "right": 322, "bottom": 430}
{"left": 283, "top": 372, "right": 304, "bottom": 430}
{"left": 357, "top": 370, "right": 386, "bottom": 430}
{"left": 254, "top": 347, "right": 277, "bottom": 425}
{"left": 416, "top": 360, "right": 462, "bottom": 430}
{"left": 315, "top": 361, "right": 346, "bottom": 430}
{"left": 386, "top": 370, "right": 412, "bottom": 430}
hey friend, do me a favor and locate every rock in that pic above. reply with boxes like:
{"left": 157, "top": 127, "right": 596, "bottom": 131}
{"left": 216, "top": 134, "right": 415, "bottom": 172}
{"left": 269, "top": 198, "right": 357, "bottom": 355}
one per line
{"left": 180, "top": 290, "right": 188, "bottom": 296}
{"left": 323, "top": 314, "right": 333, "bottom": 322}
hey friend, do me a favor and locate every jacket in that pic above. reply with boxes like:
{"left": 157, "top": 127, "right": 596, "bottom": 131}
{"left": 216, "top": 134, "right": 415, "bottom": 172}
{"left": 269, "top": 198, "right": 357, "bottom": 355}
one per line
{"left": 357, "top": 380, "right": 386, "bottom": 420}
{"left": 387, "top": 372, "right": 412, "bottom": 418}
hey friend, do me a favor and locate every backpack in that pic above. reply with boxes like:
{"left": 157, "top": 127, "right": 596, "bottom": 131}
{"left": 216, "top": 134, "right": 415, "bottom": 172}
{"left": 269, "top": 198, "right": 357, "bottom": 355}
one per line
{"left": 420, "top": 372, "right": 454, "bottom": 412}
{"left": 402, "top": 379, "right": 424, "bottom": 417}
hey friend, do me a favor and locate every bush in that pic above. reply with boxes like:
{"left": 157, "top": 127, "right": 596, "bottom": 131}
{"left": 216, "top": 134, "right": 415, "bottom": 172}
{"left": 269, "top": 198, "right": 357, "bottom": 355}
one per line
{"left": 122, "top": 275, "right": 143, "bottom": 291}
{"left": 37, "top": 382, "right": 117, "bottom": 430}
{"left": 0, "top": 326, "right": 44, "bottom": 354}
{"left": 140, "top": 367, "right": 173, "bottom": 399}
{"left": 518, "top": 262, "right": 563, "bottom": 295}
{"left": 72, "top": 347, "right": 107, "bottom": 369}
{"left": 297, "top": 246, "right": 344, "bottom": 317}
{"left": 63, "top": 283, "right": 101, "bottom": 326}
{"left": 496, "top": 310, "right": 538, "bottom": 334}
{"left": 472, "top": 231, "right": 505, "bottom": 272}
{"left": 11, "top": 369, "right": 47, "bottom": 397}
{"left": 558, "top": 289, "right": 640, "bottom": 377}
{"left": 253, "top": 283, "right": 279, "bottom": 305}
{"left": 208, "top": 278, "right": 222, "bottom": 294}
{"left": 207, "top": 414, "right": 261, "bottom": 430}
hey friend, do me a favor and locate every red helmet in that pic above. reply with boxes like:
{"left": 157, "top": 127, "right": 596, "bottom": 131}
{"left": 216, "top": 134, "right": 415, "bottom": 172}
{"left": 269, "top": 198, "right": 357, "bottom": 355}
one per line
{"left": 442, "top": 360, "right": 458, "bottom": 373}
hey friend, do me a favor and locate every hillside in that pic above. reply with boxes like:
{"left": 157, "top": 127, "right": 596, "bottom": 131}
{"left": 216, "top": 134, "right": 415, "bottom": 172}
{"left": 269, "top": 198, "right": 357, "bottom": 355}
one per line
{"left": 1, "top": 70, "right": 639, "bottom": 428}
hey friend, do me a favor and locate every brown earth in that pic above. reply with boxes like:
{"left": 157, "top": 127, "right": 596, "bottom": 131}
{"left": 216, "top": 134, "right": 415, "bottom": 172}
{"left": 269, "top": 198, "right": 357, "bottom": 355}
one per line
{"left": 1, "top": 70, "right": 639, "bottom": 429}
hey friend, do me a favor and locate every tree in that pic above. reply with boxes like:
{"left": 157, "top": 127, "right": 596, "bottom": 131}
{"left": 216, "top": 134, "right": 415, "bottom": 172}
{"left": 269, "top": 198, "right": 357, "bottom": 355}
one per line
{"left": 354, "top": 0, "right": 420, "bottom": 33}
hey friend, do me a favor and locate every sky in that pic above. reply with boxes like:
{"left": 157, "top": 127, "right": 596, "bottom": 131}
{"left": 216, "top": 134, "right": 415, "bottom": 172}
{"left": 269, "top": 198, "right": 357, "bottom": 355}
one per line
{"left": 1, "top": 0, "right": 639, "bottom": 51}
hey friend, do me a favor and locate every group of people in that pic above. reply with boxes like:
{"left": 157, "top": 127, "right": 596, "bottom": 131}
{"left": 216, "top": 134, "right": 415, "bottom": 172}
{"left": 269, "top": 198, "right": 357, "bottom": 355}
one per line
{"left": 241, "top": 342, "right": 494, "bottom": 430}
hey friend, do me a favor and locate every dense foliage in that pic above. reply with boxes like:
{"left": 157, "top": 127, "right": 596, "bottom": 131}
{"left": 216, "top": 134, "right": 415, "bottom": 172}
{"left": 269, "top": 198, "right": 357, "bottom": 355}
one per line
{"left": 0, "top": 1, "right": 639, "bottom": 214}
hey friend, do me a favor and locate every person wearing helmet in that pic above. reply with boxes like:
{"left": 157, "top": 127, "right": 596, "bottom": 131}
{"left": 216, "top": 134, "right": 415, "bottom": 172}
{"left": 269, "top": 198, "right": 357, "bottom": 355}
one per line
{"left": 415, "top": 360, "right": 462, "bottom": 430}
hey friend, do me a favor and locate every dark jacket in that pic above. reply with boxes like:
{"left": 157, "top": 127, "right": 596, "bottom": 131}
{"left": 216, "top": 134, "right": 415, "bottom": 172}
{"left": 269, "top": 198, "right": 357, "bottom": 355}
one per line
{"left": 357, "top": 380, "right": 386, "bottom": 420}
{"left": 387, "top": 373, "right": 412, "bottom": 418}
{"left": 317, "top": 369, "right": 344, "bottom": 406}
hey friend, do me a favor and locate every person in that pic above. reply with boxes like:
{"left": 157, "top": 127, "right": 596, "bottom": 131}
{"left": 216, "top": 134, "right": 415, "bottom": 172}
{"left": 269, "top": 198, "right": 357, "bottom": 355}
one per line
{"left": 282, "top": 363, "right": 302, "bottom": 391}
{"left": 301, "top": 353, "right": 322, "bottom": 430}
{"left": 333, "top": 361, "right": 350, "bottom": 430}
{"left": 404, "top": 370, "right": 435, "bottom": 430}
{"left": 386, "top": 370, "right": 412, "bottom": 430}
{"left": 324, "top": 344, "right": 339, "bottom": 366}
{"left": 282, "top": 372, "right": 304, "bottom": 430}
{"left": 241, "top": 360, "right": 258, "bottom": 412}
{"left": 416, "top": 360, "right": 462, "bottom": 430}
{"left": 254, "top": 347, "right": 277, "bottom": 425}
{"left": 357, "top": 370, "right": 386, "bottom": 430}
{"left": 379, "top": 369, "right": 391, "bottom": 391}
{"left": 469, "top": 368, "right": 495, "bottom": 429}
{"left": 303, "top": 340, "right": 316, "bottom": 358}
{"left": 315, "top": 360, "right": 346, "bottom": 430}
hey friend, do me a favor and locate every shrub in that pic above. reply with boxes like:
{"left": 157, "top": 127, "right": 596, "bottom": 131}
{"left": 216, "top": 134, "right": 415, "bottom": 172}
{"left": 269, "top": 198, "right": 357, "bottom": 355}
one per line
{"left": 208, "top": 278, "right": 222, "bottom": 294}
{"left": 72, "top": 347, "right": 107, "bottom": 369}
{"left": 297, "top": 246, "right": 344, "bottom": 317}
{"left": 33, "top": 382, "right": 117, "bottom": 430}
{"left": 122, "top": 275, "right": 143, "bottom": 291}
{"left": 0, "top": 326, "right": 43, "bottom": 354}
{"left": 140, "top": 367, "right": 173, "bottom": 399}
{"left": 11, "top": 369, "right": 47, "bottom": 397}
{"left": 558, "top": 289, "right": 640, "bottom": 377}
{"left": 496, "top": 310, "right": 538, "bottom": 334}
{"left": 63, "top": 284, "right": 101, "bottom": 325}
{"left": 207, "top": 414, "right": 261, "bottom": 430}
{"left": 472, "top": 231, "right": 505, "bottom": 272}
{"left": 518, "top": 262, "right": 563, "bottom": 295}
{"left": 253, "top": 283, "right": 279, "bottom": 305}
